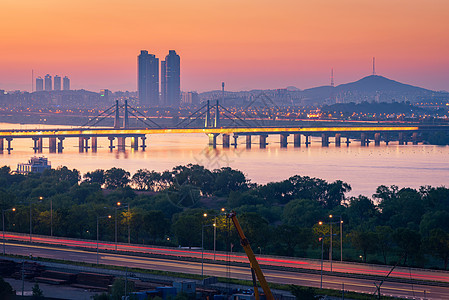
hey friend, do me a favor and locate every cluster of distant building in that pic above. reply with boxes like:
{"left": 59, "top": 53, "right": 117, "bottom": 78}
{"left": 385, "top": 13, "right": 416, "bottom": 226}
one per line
{"left": 35, "top": 75, "right": 70, "bottom": 91}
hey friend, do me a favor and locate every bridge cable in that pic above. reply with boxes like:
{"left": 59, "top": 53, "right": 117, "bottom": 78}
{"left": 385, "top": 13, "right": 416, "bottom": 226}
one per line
{"left": 218, "top": 104, "right": 254, "bottom": 128}
{"left": 175, "top": 103, "right": 208, "bottom": 128}
{"left": 80, "top": 104, "right": 116, "bottom": 127}
{"left": 125, "top": 104, "right": 163, "bottom": 128}
{"left": 180, "top": 109, "right": 209, "bottom": 128}
{"left": 126, "top": 109, "right": 162, "bottom": 129}
{"left": 82, "top": 108, "right": 118, "bottom": 128}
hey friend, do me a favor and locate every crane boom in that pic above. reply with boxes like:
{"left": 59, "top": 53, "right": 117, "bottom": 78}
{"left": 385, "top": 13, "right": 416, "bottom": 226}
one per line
{"left": 227, "top": 211, "right": 274, "bottom": 300}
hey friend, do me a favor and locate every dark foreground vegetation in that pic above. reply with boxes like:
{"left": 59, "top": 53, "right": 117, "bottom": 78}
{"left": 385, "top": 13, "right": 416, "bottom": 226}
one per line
{"left": 0, "top": 164, "right": 448, "bottom": 270}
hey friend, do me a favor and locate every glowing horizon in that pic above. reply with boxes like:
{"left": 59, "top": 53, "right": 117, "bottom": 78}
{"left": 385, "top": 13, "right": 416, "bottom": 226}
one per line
{"left": 1, "top": 0, "right": 448, "bottom": 93}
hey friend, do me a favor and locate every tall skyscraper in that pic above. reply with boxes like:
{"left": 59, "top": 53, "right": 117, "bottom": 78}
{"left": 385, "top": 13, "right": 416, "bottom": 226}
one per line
{"left": 63, "top": 76, "right": 70, "bottom": 90}
{"left": 44, "top": 74, "right": 52, "bottom": 91}
{"left": 160, "top": 60, "right": 166, "bottom": 105}
{"left": 138, "top": 50, "right": 159, "bottom": 106}
{"left": 36, "top": 77, "right": 43, "bottom": 91}
{"left": 163, "top": 50, "right": 181, "bottom": 107}
{"left": 54, "top": 75, "right": 61, "bottom": 90}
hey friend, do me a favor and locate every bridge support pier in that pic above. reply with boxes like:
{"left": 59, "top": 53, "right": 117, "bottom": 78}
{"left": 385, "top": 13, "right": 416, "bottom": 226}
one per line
{"left": 259, "top": 135, "right": 268, "bottom": 149}
{"left": 398, "top": 132, "right": 404, "bottom": 145}
{"left": 79, "top": 137, "right": 85, "bottom": 152}
{"left": 131, "top": 136, "right": 139, "bottom": 150}
{"left": 398, "top": 132, "right": 403, "bottom": 145}
{"left": 117, "top": 137, "right": 126, "bottom": 151}
{"left": 49, "top": 137, "right": 57, "bottom": 153}
{"left": 108, "top": 137, "right": 115, "bottom": 151}
{"left": 57, "top": 137, "right": 64, "bottom": 153}
{"left": 83, "top": 137, "right": 90, "bottom": 152}
{"left": 305, "top": 135, "right": 311, "bottom": 147}
{"left": 361, "top": 133, "right": 367, "bottom": 146}
{"left": 32, "top": 138, "right": 43, "bottom": 153}
{"left": 91, "top": 137, "right": 98, "bottom": 152}
{"left": 32, "top": 138, "right": 38, "bottom": 153}
{"left": 346, "top": 137, "right": 351, "bottom": 146}
{"left": 222, "top": 134, "right": 230, "bottom": 148}
{"left": 232, "top": 135, "right": 238, "bottom": 148}
{"left": 141, "top": 136, "right": 147, "bottom": 150}
{"left": 0, "top": 138, "right": 3, "bottom": 153}
{"left": 6, "top": 138, "right": 13, "bottom": 154}
{"left": 335, "top": 134, "right": 341, "bottom": 147}
{"left": 280, "top": 134, "right": 289, "bottom": 148}
{"left": 294, "top": 134, "right": 301, "bottom": 147}
{"left": 321, "top": 134, "right": 329, "bottom": 147}
{"left": 412, "top": 132, "right": 418, "bottom": 145}
{"left": 208, "top": 133, "right": 219, "bottom": 148}
{"left": 246, "top": 135, "right": 251, "bottom": 149}
{"left": 374, "top": 133, "right": 381, "bottom": 146}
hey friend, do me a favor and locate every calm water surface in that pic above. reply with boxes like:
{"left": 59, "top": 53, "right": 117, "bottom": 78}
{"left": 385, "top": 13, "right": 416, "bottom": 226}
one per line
{"left": 1, "top": 122, "right": 448, "bottom": 197}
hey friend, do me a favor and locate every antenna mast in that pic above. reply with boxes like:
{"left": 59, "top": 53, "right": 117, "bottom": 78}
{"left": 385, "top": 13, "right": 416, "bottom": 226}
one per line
{"left": 330, "top": 68, "right": 334, "bottom": 87}
{"left": 372, "top": 57, "right": 376, "bottom": 75}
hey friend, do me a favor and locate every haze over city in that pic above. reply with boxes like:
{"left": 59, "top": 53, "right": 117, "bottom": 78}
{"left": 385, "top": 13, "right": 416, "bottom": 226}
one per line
{"left": 1, "top": 0, "right": 449, "bottom": 92}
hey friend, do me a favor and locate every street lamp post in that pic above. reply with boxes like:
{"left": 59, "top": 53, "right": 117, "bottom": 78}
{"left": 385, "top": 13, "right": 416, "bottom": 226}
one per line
{"left": 115, "top": 202, "right": 130, "bottom": 249}
{"left": 320, "top": 236, "right": 324, "bottom": 289}
{"left": 329, "top": 214, "right": 344, "bottom": 262}
{"left": 50, "top": 199, "right": 53, "bottom": 237}
{"left": 201, "top": 213, "right": 207, "bottom": 277}
{"left": 29, "top": 196, "right": 44, "bottom": 243}
{"left": 329, "top": 220, "right": 332, "bottom": 272}
{"left": 212, "top": 208, "right": 225, "bottom": 261}
{"left": 97, "top": 215, "right": 111, "bottom": 264}
{"left": 2, "top": 208, "right": 15, "bottom": 255}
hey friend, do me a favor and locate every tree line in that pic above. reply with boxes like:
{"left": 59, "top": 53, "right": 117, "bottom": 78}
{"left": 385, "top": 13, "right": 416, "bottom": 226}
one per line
{"left": 0, "top": 164, "right": 448, "bottom": 270}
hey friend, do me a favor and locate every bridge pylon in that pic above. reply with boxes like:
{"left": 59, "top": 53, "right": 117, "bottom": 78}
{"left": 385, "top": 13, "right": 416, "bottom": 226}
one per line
{"left": 114, "top": 100, "right": 120, "bottom": 129}
{"left": 123, "top": 100, "right": 129, "bottom": 128}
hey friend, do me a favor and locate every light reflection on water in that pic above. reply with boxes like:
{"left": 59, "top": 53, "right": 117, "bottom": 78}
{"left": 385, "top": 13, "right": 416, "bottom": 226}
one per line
{"left": 1, "top": 123, "right": 448, "bottom": 197}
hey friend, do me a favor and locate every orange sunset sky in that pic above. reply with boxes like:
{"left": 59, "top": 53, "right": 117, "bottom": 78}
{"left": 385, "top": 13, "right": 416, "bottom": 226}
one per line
{"left": 1, "top": 0, "right": 448, "bottom": 92}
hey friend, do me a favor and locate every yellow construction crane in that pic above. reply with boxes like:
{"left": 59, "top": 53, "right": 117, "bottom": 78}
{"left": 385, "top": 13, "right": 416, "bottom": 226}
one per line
{"left": 227, "top": 211, "right": 274, "bottom": 300}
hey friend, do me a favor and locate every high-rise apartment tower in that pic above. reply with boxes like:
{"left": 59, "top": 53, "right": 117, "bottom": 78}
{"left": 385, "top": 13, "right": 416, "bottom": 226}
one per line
{"left": 54, "top": 75, "right": 61, "bottom": 90}
{"left": 162, "top": 50, "right": 180, "bottom": 107}
{"left": 63, "top": 76, "right": 70, "bottom": 90}
{"left": 44, "top": 74, "right": 52, "bottom": 91}
{"left": 36, "top": 77, "right": 44, "bottom": 91}
{"left": 138, "top": 50, "right": 159, "bottom": 106}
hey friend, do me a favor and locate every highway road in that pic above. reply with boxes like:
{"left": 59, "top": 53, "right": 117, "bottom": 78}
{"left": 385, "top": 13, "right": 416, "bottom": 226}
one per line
{"left": 4, "top": 242, "right": 449, "bottom": 299}
{"left": 4, "top": 232, "right": 449, "bottom": 284}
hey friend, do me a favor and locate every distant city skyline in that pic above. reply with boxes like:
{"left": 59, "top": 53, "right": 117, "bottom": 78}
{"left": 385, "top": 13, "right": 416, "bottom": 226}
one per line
{"left": 1, "top": 1, "right": 448, "bottom": 92}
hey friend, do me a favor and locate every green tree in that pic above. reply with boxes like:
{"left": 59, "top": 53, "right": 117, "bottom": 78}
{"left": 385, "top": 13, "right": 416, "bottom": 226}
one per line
{"left": 393, "top": 227, "right": 421, "bottom": 265}
{"left": 347, "top": 195, "right": 377, "bottom": 225}
{"left": 349, "top": 230, "right": 378, "bottom": 262}
{"left": 283, "top": 199, "right": 324, "bottom": 227}
{"left": 132, "top": 169, "right": 161, "bottom": 191}
{"left": 143, "top": 210, "right": 169, "bottom": 241}
{"left": 0, "top": 276, "right": 14, "bottom": 299}
{"left": 375, "top": 225, "right": 393, "bottom": 264}
{"left": 426, "top": 228, "right": 449, "bottom": 270}
{"left": 83, "top": 169, "right": 105, "bottom": 185}
{"left": 32, "top": 282, "right": 44, "bottom": 299}
{"left": 290, "top": 285, "right": 321, "bottom": 300}
{"left": 110, "top": 278, "right": 135, "bottom": 300}
{"left": 104, "top": 168, "right": 131, "bottom": 189}
{"left": 213, "top": 167, "right": 248, "bottom": 196}
{"left": 172, "top": 214, "right": 202, "bottom": 247}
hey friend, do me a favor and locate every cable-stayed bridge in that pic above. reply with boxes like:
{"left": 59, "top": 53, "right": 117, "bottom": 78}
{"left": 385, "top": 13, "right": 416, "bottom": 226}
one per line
{"left": 0, "top": 100, "right": 446, "bottom": 154}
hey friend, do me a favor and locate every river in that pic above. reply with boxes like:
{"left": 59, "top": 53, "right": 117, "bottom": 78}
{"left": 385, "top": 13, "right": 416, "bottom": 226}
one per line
{"left": 1, "top": 122, "right": 448, "bottom": 197}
